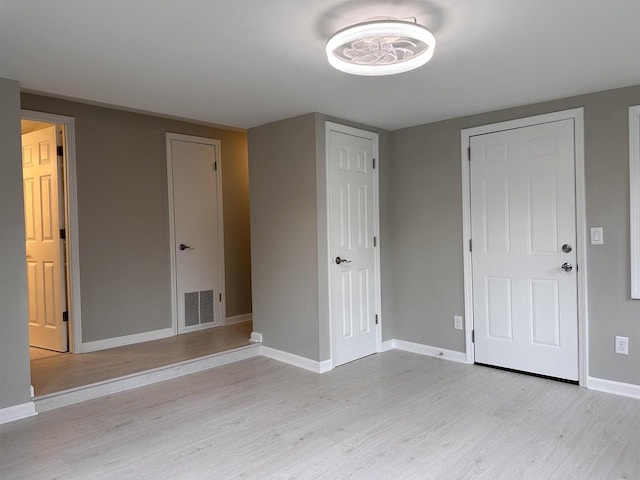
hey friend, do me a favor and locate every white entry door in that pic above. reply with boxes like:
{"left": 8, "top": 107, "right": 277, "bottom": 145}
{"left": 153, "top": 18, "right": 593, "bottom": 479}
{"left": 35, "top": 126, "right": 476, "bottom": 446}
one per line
{"left": 470, "top": 119, "right": 578, "bottom": 380}
{"left": 167, "top": 134, "right": 224, "bottom": 333}
{"left": 22, "top": 125, "right": 68, "bottom": 352}
{"left": 327, "top": 124, "right": 380, "bottom": 367}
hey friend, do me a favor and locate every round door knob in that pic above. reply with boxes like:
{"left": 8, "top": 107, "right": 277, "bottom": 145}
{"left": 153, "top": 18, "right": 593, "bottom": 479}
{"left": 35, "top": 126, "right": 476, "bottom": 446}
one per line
{"left": 561, "top": 262, "right": 573, "bottom": 272}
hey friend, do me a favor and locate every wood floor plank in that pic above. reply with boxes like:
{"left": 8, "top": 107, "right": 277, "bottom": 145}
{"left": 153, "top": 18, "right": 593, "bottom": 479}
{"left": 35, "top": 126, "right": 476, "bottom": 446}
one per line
{"left": 30, "top": 321, "right": 252, "bottom": 396}
{"left": 3, "top": 350, "right": 640, "bottom": 479}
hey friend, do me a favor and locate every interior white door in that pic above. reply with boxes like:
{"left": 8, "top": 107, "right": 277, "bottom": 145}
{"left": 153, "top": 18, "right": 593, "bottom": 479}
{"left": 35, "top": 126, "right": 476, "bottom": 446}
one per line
{"left": 169, "top": 136, "right": 223, "bottom": 333}
{"left": 22, "top": 125, "right": 68, "bottom": 352}
{"left": 471, "top": 119, "right": 578, "bottom": 380}
{"left": 328, "top": 126, "right": 379, "bottom": 367}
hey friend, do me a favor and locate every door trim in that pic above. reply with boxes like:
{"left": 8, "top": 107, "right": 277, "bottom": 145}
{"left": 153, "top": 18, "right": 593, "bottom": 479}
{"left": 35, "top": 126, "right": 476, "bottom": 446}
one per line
{"left": 21, "top": 110, "right": 82, "bottom": 353}
{"left": 325, "top": 122, "right": 382, "bottom": 367}
{"left": 460, "top": 108, "right": 588, "bottom": 386}
{"left": 166, "top": 133, "right": 226, "bottom": 334}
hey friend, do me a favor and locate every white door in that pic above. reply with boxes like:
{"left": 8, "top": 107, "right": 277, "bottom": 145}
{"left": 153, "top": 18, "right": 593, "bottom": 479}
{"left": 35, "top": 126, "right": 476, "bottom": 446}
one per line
{"left": 328, "top": 124, "right": 380, "bottom": 367}
{"left": 470, "top": 119, "right": 578, "bottom": 380}
{"left": 22, "top": 125, "right": 68, "bottom": 352}
{"left": 168, "top": 135, "right": 224, "bottom": 333}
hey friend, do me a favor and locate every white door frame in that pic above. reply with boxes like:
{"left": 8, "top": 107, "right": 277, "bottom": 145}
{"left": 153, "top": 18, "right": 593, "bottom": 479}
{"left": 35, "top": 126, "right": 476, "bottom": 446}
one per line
{"left": 461, "top": 108, "right": 588, "bottom": 386}
{"left": 21, "top": 109, "right": 82, "bottom": 353}
{"left": 325, "top": 122, "right": 382, "bottom": 367}
{"left": 166, "top": 132, "right": 226, "bottom": 333}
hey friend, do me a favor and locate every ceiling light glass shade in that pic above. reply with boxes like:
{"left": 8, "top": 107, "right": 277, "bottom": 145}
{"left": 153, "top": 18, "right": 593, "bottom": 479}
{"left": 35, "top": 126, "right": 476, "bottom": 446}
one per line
{"left": 326, "top": 19, "right": 436, "bottom": 76}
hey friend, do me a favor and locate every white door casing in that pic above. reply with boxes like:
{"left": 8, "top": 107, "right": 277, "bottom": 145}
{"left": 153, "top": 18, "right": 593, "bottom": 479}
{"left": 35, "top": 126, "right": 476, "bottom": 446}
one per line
{"left": 326, "top": 123, "right": 381, "bottom": 367}
{"left": 21, "top": 110, "right": 81, "bottom": 354}
{"left": 461, "top": 110, "right": 588, "bottom": 385}
{"left": 470, "top": 119, "right": 579, "bottom": 380}
{"left": 167, "top": 133, "right": 225, "bottom": 334}
{"left": 22, "top": 125, "right": 68, "bottom": 352}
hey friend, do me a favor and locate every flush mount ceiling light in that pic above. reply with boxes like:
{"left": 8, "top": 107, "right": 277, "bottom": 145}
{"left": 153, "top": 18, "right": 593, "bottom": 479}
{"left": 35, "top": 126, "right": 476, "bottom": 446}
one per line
{"left": 326, "top": 17, "right": 436, "bottom": 76}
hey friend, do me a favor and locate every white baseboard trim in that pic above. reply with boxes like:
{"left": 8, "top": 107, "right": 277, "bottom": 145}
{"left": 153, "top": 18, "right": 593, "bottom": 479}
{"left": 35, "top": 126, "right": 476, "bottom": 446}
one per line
{"left": 318, "top": 359, "right": 333, "bottom": 373}
{"left": 381, "top": 339, "right": 396, "bottom": 352}
{"left": 226, "top": 313, "right": 252, "bottom": 325}
{"left": 250, "top": 331, "right": 263, "bottom": 343}
{"left": 0, "top": 401, "right": 37, "bottom": 425}
{"left": 386, "top": 339, "right": 467, "bottom": 364}
{"left": 260, "top": 346, "right": 332, "bottom": 374}
{"left": 587, "top": 376, "right": 640, "bottom": 400}
{"left": 80, "top": 327, "right": 174, "bottom": 353}
{"left": 35, "top": 344, "right": 261, "bottom": 412}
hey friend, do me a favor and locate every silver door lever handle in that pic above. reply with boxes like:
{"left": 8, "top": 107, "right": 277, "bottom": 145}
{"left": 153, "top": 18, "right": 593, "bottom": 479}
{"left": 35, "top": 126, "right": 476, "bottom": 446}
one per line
{"left": 179, "top": 243, "right": 194, "bottom": 251}
{"left": 335, "top": 256, "right": 351, "bottom": 265}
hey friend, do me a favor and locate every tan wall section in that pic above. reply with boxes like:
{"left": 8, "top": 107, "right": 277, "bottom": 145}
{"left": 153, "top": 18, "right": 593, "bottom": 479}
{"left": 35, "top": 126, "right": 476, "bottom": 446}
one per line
{"left": 20, "top": 94, "right": 251, "bottom": 343}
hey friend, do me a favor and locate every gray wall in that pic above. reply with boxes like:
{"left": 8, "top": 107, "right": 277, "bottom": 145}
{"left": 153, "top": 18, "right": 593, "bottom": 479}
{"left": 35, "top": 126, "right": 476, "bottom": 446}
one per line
{"left": 390, "top": 84, "right": 640, "bottom": 386}
{"left": 249, "top": 113, "right": 390, "bottom": 362}
{"left": 0, "top": 79, "right": 31, "bottom": 408}
{"left": 20, "top": 94, "right": 252, "bottom": 343}
{"left": 248, "top": 113, "right": 320, "bottom": 359}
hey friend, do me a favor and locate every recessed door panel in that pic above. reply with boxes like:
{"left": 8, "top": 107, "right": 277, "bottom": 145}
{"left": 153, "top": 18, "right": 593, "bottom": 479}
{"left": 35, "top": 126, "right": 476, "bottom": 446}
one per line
{"left": 530, "top": 278, "right": 561, "bottom": 347}
{"left": 358, "top": 268, "right": 370, "bottom": 333}
{"left": 341, "top": 270, "right": 353, "bottom": 338}
{"left": 529, "top": 174, "right": 558, "bottom": 254}
{"left": 485, "top": 276, "right": 513, "bottom": 341}
{"left": 484, "top": 178, "right": 511, "bottom": 254}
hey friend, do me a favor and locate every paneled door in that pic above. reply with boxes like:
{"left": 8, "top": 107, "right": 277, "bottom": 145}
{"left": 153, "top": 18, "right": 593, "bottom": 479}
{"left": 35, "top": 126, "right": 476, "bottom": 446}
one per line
{"left": 167, "top": 134, "right": 224, "bottom": 333}
{"left": 22, "top": 125, "right": 68, "bottom": 352}
{"left": 470, "top": 119, "right": 578, "bottom": 380}
{"left": 328, "top": 124, "right": 380, "bottom": 367}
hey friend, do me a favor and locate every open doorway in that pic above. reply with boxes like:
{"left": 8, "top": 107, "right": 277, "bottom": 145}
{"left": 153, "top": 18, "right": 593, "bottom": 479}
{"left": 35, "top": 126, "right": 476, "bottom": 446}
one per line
{"left": 21, "top": 110, "right": 81, "bottom": 364}
{"left": 22, "top": 120, "right": 68, "bottom": 356}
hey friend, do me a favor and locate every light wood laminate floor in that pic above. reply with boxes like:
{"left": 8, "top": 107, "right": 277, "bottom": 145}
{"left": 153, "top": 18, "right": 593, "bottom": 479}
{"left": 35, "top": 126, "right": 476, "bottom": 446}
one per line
{"left": 29, "top": 347, "right": 66, "bottom": 361}
{"left": 30, "top": 321, "right": 252, "bottom": 397}
{"left": 5, "top": 350, "right": 640, "bottom": 479}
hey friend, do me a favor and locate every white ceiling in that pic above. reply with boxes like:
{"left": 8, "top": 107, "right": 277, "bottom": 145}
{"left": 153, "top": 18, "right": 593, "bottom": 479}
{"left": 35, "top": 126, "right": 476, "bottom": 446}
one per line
{"left": 1, "top": 0, "right": 639, "bottom": 131}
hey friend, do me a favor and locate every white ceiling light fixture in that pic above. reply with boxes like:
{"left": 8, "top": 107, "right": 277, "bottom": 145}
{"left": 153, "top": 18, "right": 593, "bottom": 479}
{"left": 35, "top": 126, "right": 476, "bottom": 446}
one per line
{"left": 326, "top": 17, "right": 436, "bottom": 76}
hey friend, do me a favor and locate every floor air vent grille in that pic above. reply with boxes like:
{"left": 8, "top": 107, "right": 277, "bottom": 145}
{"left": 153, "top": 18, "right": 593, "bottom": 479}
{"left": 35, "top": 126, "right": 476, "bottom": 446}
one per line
{"left": 184, "top": 289, "right": 214, "bottom": 327}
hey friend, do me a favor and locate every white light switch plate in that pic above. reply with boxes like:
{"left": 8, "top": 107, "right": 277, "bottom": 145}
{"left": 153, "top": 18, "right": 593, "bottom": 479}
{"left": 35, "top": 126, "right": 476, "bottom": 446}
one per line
{"left": 590, "top": 227, "right": 604, "bottom": 245}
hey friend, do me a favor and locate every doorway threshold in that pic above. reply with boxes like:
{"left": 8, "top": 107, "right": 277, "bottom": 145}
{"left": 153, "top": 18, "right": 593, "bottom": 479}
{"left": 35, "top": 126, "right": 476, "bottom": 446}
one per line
{"left": 475, "top": 362, "right": 579, "bottom": 385}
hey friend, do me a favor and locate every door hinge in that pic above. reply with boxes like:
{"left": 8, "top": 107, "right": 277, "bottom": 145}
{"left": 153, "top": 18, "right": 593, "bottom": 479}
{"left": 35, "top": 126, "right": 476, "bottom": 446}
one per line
{"left": 373, "top": 236, "right": 377, "bottom": 247}
{"left": 375, "top": 314, "right": 379, "bottom": 325}
{"left": 60, "top": 228, "right": 66, "bottom": 240}
{"left": 62, "top": 311, "right": 69, "bottom": 322}
{"left": 219, "top": 293, "right": 222, "bottom": 302}
{"left": 373, "top": 158, "right": 376, "bottom": 170}
{"left": 472, "top": 329, "right": 475, "bottom": 343}
{"left": 469, "top": 238, "right": 472, "bottom": 252}
{"left": 467, "top": 147, "right": 471, "bottom": 161}
{"left": 213, "top": 161, "right": 217, "bottom": 172}
{"left": 57, "top": 145, "right": 64, "bottom": 157}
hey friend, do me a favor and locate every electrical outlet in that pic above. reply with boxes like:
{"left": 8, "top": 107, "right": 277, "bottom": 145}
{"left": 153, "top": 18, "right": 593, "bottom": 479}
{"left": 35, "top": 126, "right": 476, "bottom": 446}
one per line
{"left": 615, "top": 336, "right": 629, "bottom": 355}
{"left": 453, "top": 315, "right": 463, "bottom": 330}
